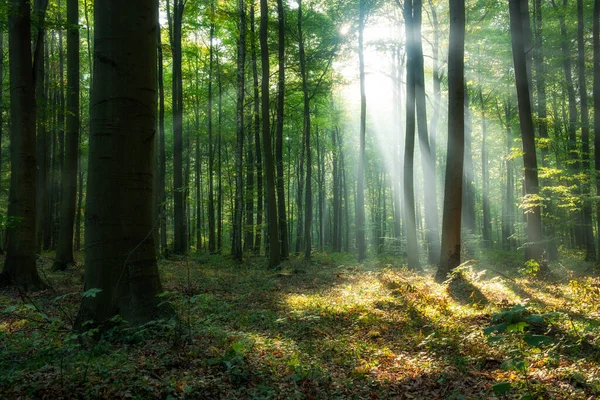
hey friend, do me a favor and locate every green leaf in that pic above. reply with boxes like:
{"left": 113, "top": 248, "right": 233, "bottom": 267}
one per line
{"left": 492, "top": 382, "right": 512, "bottom": 394}
{"left": 524, "top": 334, "right": 553, "bottom": 347}
{"left": 506, "top": 321, "right": 528, "bottom": 333}
{"left": 483, "top": 322, "right": 508, "bottom": 336}
{"left": 82, "top": 288, "right": 103, "bottom": 298}
{"left": 525, "top": 314, "right": 544, "bottom": 324}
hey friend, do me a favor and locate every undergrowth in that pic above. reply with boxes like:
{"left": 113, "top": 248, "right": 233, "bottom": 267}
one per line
{"left": 1, "top": 250, "right": 599, "bottom": 399}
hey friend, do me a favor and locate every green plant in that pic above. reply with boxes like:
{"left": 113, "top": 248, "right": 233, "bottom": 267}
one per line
{"left": 483, "top": 304, "right": 555, "bottom": 398}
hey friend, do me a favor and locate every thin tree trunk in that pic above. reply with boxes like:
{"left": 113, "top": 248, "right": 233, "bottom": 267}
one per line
{"left": 577, "top": 0, "right": 596, "bottom": 261}
{"left": 413, "top": 0, "right": 439, "bottom": 263}
{"left": 250, "top": 3, "right": 262, "bottom": 254}
{"left": 207, "top": 6, "right": 216, "bottom": 254}
{"left": 168, "top": 0, "right": 187, "bottom": 254}
{"left": 233, "top": 0, "right": 246, "bottom": 262}
{"left": 356, "top": 0, "right": 367, "bottom": 262}
{"left": 54, "top": 0, "right": 79, "bottom": 270}
{"left": 404, "top": 0, "right": 419, "bottom": 270}
{"left": 276, "top": 0, "right": 289, "bottom": 259}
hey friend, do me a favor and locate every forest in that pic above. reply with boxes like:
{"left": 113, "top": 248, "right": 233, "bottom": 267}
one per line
{"left": 1, "top": 0, "right": 600, "bottom": 398}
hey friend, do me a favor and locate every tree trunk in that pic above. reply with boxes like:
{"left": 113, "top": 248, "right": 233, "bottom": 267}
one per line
{"left": 54, "top": 0, "right": 79, "bottom": 270}
{"left": 276, "top": 0, "right": 289, "bottom": 259}
{"left": 356, "top": 0, "right": 367, "bottom": 262}
{"left": 577, "top": 0, "right": 596, "bottom": 261}
{"left": 594, "top": 0, "right": 600, "bottom": 261}
{"left": 413, "top": 0, "right": 440, "bottom": 264}
{"left": 480, "top": 85, "right": 491, "bottom": 247}
{"left": 207, "top": 7, "right": 216, "bottom": 254}
{"left": 233, "top": 0, "right": 246, "bottom": 262}
{"left": 77, "top": 0, "right": 171, "bottom": 327}
{"left": 260, "top": 0, "right": 281, "bottom": 267}
{"left": 436, "top": 0, "right": 465, "bottom": 282}
{"left": 168, "top": 0, "right": 187, "bottom": 254}
{"left": 250, "top": 3, "right": 263, "bottom": 254}
{"left": 509, "top": 0, "right": 546, "bottom": 271}
{"left": 404, "top": 0, "right": 419, "bottom": 270}
{"left": 1, "top": 0, "right": 45, "bottom": 291}
{"left": 158, "top": 26, "right": 167, "bottom": 254}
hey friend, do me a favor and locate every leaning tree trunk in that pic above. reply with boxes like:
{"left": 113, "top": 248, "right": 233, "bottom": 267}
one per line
{"left": 436, "top": 0, "right": 465, "bottom": 282}
{"left": 77, "top": 0, "right": 172, "bottom": 327}
{"left": 509, "top": 0, "right": 546, "bottom": 272}
{"left": 1, "top": 0, "right": 46, "bottom": 291}
{"left": 54, "top": 0, "right": 79, "bottom": 270}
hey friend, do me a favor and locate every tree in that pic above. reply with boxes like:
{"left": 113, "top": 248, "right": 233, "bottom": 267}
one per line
{"left": 0, "top": 0, "right": 46, "bottom": 291}
{"left": 167, "top": 0, "right": 187, "bottom": 255}
{"left": 577, "top": 0, "right": 595, "bottom": 261}
{"left": 356, "top": 0, "right": 367, "bottom": 262}
{"left": 595, "top": 0, "right": 600, "bottom": 259}
{"left": 77, "top": 0, "right": 171, "bottom": 326}
{"left": 54, "top": 0, "right": 79, "bottom": 270}
{"left": 437, "top": 0, "right": 465, "bottom": 282}
{"left": 276, "top": 0, "right": 289, "bottom": 259}
{"left": 233, "top": 0, "right": 246, "bottom": 262}
{"left": 508, "top": 0, "right": 545, "bottom": 271}
{"left": 403, "top": 0, "right": 419, "bottom": 270}
{"left": 260, "top": 0, "right": 281, "bottom": 267}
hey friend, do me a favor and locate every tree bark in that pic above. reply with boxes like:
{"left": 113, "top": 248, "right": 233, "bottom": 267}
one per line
{"left": 276, "top": 0, "right": 289, "bottom": 259}
{"left": 77, "top": 0, "right": 171, "bottom": 327}
{"left": 54, "top": 0, "right": 79, "bottom": 270}
{"left": 1, "top": 0, "right": 45, "bottom": 291}
{"left": 509, "top": 0, "right": 546, "bottom": 271}
{"left": 260, "top": 0, "right": 281, "bottom": 266}
{"left": 594, "top": 0, "right": 600, "bottom": 260}
{"left": 233, "top": 0, "right": 246, "bottom": 262}
{"left": 168, "top": 0, "right": 187, "bottom": 254}
{"left": 437, "top": 0, "right": 465, "bottom": 282}
{"left": 403, "top": 0, "right": 419, "bottom": 270}
{"left": 577, "top": 0, "right": 596, "bottom": 261}
{"left": 356, "top": 0, "right": 367, "bottom": 262}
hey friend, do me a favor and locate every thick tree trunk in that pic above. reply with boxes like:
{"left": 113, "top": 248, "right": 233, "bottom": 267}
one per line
{"left": 437, "top": 0, "right": 465, "bottom": 282}
{"left": 509, "top": 0, "right": 546, "bottom": 271}
{"left": 34, "top": 0, "right": 48, "bottom": 255}
{"left": 77, "top": 0, "right": 171, "bottom": 327}
{"left": 356, "top": 0, "right": 367, "bottom": 262}
{"left": 54, "top": 0, "right": 79, "bottom": 270}
{"left": 1, "top": 0, "right": 45, "bottom": 291}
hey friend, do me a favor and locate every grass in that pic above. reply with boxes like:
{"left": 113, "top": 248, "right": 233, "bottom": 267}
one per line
{"left": 1, "top": 250, "right": 599, "bottom": 399}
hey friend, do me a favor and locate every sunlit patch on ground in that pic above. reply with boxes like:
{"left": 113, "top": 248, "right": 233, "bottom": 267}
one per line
{"left": 1, "top": 251, "right": 599, "bottom": 398}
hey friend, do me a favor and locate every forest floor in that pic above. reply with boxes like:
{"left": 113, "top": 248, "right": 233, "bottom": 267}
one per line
{"left": 1, "top": 250, "right": 600, "bottom": 399}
